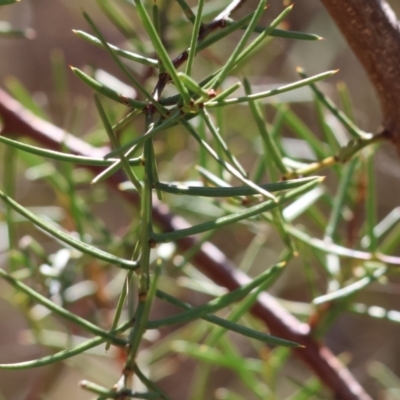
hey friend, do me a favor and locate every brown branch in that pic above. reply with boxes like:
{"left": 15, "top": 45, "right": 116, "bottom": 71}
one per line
{"left": 319, "top": 0, "right": 400, "bottom": 153}
{"left": 0, "top": 88, "right": 371, "bottom": 399}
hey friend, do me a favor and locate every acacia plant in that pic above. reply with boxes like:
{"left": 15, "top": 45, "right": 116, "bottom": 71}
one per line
{"left": 0, "top": 0, "right": 399, "bottom": 399}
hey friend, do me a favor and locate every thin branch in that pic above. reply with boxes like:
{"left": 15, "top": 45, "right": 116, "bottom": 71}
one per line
{"left": 198, "top": 0, "right": 248, "bottom": 41}
{"left": 0, "top": 88, "right": 371, "bottom": 400}
{"left": 151, "top": 0, "right": 249, "bottom": 100}
{"left": 319, "top": 0, "right": 400, "bottom": 153}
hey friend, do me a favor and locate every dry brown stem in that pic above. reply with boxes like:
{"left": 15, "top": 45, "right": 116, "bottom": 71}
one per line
{"left": 319, "top": 0, "right": 400, "bottom": 153}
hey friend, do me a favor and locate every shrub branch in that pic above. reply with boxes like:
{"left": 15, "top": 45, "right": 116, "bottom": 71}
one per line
{"left": 0, "top": 88, "right": 372, "bottom": 400}
{"left": 319, "top": 0, "right": 400, "bottom": 154}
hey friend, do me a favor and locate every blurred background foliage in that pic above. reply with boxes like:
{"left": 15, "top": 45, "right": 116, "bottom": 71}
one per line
{"left": 1, "top": 1, "right": 400, "bottom": 399}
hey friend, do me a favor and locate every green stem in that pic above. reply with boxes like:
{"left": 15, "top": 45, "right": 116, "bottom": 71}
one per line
{"left": 124, "top": 116, "right": 157, "bottom": 382}
{"left": 4, "top": 145, "right": 16, "bottom": 270}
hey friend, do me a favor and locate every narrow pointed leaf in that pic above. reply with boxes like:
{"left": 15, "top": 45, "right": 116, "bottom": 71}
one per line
{"left": 0, "top": 268, "right": 128, "bottom": 344}
{"left": 313, "top": 265, "right": 387, "bottom": 305}
{"left": 154, "top": 177, "right": 319, "bottom": 197}
{"left": 71, "top": 67, "right": 145, "bottom": 109}
{"left": 205, "top": 71, "right": 337, "bottom": 108}
{"left": 0, "top": 189, "right": 138, "bottom": 269}
{"left": 73, "top": 30, "right": 158, "bottom": 67}
{"left": 152, "top": 178, "right": 322, "bottom": 242}
{"left": 0, "top": 135, "right": 142, "bottom": 166}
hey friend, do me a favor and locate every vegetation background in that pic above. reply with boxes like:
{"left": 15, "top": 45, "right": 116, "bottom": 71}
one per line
{"left": 1, "top": 0, "right": 400, "bottom": 399}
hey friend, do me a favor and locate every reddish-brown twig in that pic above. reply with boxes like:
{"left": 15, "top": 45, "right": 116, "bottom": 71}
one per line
{"left": 319, "top": 0, "right": 400, "bottom": 155}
